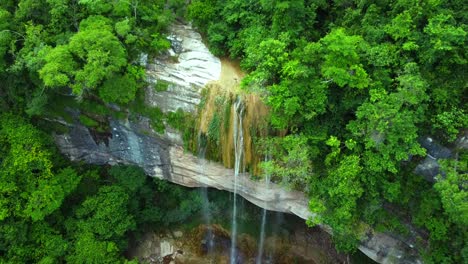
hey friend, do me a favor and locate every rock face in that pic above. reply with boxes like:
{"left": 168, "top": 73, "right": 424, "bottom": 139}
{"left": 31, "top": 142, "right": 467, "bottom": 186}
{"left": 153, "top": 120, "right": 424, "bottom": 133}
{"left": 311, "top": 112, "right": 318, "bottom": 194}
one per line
{"left": 145, "top": 23, "right": 222, "bottom": 113}
{"left": 415, "top": 132, "right": 467, "bottom": 182}
{"left": 54, "top": 24, "right": 422, "bottom": 264}
{"left": 414, "top": 137, "right": 452, "bottom": 182}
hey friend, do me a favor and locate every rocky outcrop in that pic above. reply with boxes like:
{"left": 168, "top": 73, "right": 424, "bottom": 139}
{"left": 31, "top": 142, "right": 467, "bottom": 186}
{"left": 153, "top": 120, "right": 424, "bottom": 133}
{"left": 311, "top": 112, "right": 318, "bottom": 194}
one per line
{"left": 145, "top": 23, "right": 221, "bottom": 113}
{"left": 54, "top": 24, "right": 422, "bottom": 264}
{"left": 415, "top": 132, "right": 468, "bottom": 182}
{"left": 415, "top": 137, "right": 452, "bottom": 182}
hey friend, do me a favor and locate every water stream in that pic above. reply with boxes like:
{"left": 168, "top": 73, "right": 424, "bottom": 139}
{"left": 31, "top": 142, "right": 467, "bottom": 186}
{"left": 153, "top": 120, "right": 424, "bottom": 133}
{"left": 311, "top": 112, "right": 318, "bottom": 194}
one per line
{"left": 256, "top": 156, "right": 271, "bottom": 264}
{"left": 198, "top": 134, "right": 214, "bottom": 254}
{"left": 230, "top": 97, "right": 244, "bottom": 264}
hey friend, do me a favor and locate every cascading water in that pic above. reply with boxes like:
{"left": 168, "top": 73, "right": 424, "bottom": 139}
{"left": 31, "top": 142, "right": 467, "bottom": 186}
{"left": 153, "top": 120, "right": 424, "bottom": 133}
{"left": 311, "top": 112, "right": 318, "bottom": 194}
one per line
{"left": 230, "top": 97, "right": 244, "bottom": 264}
{"left": 198, "top": 134, "right": 214, "bottom": 255}
{"left": 256, "top": 156, "right": 271, "bottom": 264}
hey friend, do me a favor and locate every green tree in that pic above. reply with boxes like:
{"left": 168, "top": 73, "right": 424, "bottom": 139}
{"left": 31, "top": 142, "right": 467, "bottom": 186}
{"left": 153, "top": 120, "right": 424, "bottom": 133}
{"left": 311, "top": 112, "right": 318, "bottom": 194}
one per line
{"left": 38, "top": 45, "right": 76, "bottom": 88}
{"left": 74, "top": 185, "right": 135, "bottom": 242}
{"left": 242, "top": 38, "right": 288, "bottom": 85}
{"left": 99, "top": 72, "right": 140, "bottom": 104}
{"left": 39, "top": 16, "right": 127, "bottom": 97}
{"left": 347, "top": 64, "right": 427, "bottom": 199}
{"left": 423, "top": 13, "right": 466, "bottom": 64}
{"left": 66, "top": 232, "right": 124, "bottom": 264}
{"left": 260, "top": 135, "right": 313, "bottom": 189}
{"left": 0, "top": 8, "right": 12, "bottom": 72}
{"left": 0, "top": 114, "right": 80, "bottom": 221}
{"left": 0, "top": 114, "right": 80, "bottom": 262}
{"left": 109, "top": 165, "right": 146, "bottom": 192}
{"left": 435, "top": 157, "right": 468, "bottom": 227}
{"left": 319, "top": 28, "right": 369, "bottom": 89}
{"left": 187, "top": 0, "right": 217, "bottom": 29}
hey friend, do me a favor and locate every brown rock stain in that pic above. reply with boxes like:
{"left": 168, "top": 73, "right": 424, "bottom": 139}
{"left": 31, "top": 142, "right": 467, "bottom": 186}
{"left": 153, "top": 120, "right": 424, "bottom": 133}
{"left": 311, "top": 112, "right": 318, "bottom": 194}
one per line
{"left": 196, "top": 59, "right": 269, "bottom": 175}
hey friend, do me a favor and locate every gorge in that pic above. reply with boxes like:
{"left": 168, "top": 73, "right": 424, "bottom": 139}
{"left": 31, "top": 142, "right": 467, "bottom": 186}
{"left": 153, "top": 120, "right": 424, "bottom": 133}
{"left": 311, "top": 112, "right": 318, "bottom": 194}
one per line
{"left": 55, "top": 24, "right": 422, "bottom": 264}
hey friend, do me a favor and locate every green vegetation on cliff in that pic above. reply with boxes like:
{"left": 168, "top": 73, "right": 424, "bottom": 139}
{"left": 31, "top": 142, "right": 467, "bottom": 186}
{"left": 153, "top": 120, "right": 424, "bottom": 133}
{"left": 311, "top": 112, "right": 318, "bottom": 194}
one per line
{"left": 189, "top": 0, "right": 467, "bottom": 262}
{"left": 0, "top": 0, "right": 466, "bottom": 263}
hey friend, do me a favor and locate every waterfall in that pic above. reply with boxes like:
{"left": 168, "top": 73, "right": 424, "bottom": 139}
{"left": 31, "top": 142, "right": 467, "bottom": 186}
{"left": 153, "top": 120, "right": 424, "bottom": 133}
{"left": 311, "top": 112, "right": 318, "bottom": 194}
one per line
{"left": 198, "top": 134, "right": 214, "bottom": 254}
{"left": 230, "top": 97, "right": 244, "bottom": 264}
{"left": 256, "top": 156, "right": 271, "bottom": 264}
{"left": 267, "top": 212, "right": 283, "bottom": 262}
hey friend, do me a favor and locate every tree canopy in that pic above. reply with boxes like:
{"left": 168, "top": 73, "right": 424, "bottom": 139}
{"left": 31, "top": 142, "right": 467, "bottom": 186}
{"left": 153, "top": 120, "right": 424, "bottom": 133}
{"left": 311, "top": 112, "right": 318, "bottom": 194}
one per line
{"left": 0, "top": 0, "right": 466, "bottom": 263}
{"left": 189, "top": 0, "right": 467, "bottom": 262}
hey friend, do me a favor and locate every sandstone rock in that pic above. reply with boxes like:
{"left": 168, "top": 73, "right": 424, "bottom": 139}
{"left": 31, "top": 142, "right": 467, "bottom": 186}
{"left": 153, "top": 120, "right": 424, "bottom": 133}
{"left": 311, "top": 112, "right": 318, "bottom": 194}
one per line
{"left": 145, "top": 23, "right": 221, "bottom": 114}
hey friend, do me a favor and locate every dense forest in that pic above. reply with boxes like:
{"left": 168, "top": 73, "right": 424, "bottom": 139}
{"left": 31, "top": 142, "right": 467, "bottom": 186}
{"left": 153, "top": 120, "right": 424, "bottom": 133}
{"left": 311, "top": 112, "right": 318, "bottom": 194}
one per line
{"left": 0, "top": 1, "right": 202, "bottom": 263}
{"left": 188, "top": 0, "right": 467, "bottom": 262}
{"left": 0, "top": 0, "right": 466, "bottom": 263}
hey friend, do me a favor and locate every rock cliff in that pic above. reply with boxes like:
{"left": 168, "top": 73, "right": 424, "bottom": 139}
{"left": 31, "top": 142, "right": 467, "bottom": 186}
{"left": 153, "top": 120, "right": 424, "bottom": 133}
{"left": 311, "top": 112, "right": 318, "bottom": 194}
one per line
{"left": 145, "top": 23, "right": 221, "bottom": 114}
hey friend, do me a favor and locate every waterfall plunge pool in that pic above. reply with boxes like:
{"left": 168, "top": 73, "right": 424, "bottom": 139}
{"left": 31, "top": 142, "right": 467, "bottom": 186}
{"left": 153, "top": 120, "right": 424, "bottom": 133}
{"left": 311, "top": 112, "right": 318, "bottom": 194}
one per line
{"left": 126, "top": 186, "right": 376, "bottom": 264}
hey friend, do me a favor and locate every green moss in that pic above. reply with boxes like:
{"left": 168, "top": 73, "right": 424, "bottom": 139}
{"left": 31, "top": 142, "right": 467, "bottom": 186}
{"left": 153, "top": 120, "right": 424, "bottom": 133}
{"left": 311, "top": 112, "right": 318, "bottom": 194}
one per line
{"left": 165, "top": 108, "right": 199, "bottom": 153}
{"left": 198, "top": 88, "right": 208, "bottom": 111}
{"left": 149, "top": 112, "right": 165, "bottom": 133}
{"left": 79, "top": 115, "right": 99, "bottom": 127}
{"left": 43, "top": 93, "right": 78, "bottom": 123}
{"left": 80, "top": 98, "right": 112, "bottom": 116}
{"left": 166, "top": 108, "right": 187, "bottom": 131}
{"left": 223, "top": 97, "right": 232, "bottom": 133}
{"left": 35, "top": 119, "right": 70, "bottom": 135}
{"left": 112, "top": 110, "right": 128, "bottom": 120}
{"left": 183, "top": 116, "right": 197, "bottom": 152}
{"left": 80, "top": 99, "right": 128, "bottom": 122}
{"left": 42, "top": 91, "right": 128, "bottom": 126}
{"left": 153, "top": 79, "right": 171, "bottom": 92}
{"left": 214, "top": 95, "right": 225, "bottom": 106}
{"left": 129, "top": 88, "right": 165, "bottom": 133}
{"left": 207, "top": 112, "right": 221, "bottom": 145}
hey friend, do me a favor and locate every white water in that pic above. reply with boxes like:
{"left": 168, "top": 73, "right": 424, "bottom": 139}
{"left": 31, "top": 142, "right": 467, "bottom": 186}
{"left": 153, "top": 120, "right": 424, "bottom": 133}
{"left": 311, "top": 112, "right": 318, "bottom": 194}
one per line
{"left": 256, "top": 156, "right": 271, "bottom": 264}
{"left": 198, "top": 135, "right": 214, "bottom": 254}
{"left": 230, "top": 98, "right": 244, "bottom": 264}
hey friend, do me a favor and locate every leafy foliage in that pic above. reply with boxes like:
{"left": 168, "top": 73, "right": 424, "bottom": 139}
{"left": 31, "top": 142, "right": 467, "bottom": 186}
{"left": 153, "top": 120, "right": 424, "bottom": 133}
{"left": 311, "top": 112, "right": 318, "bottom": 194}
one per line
{"left": 0, "top": 119, "right": 204, "bottom": 262}
{"left": 0, "top": 2, "right": 203, "bottom": 263}
{"left": 2, "top": 0, "right": 176, "bottom": 113}
{"left": 0, "top": 0, "right": 466, "bottom": 262}
{"left": 190, "top": 0, "right": 467, "bottom": 261}
{"left": 0, "top": 114, "right": 81, "bottom": 262}
{"left": 0, "top": 114, "right": 80, "bottom": 221}
{"left": 40, "top": 16, "right": 127, "bottom": 96}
